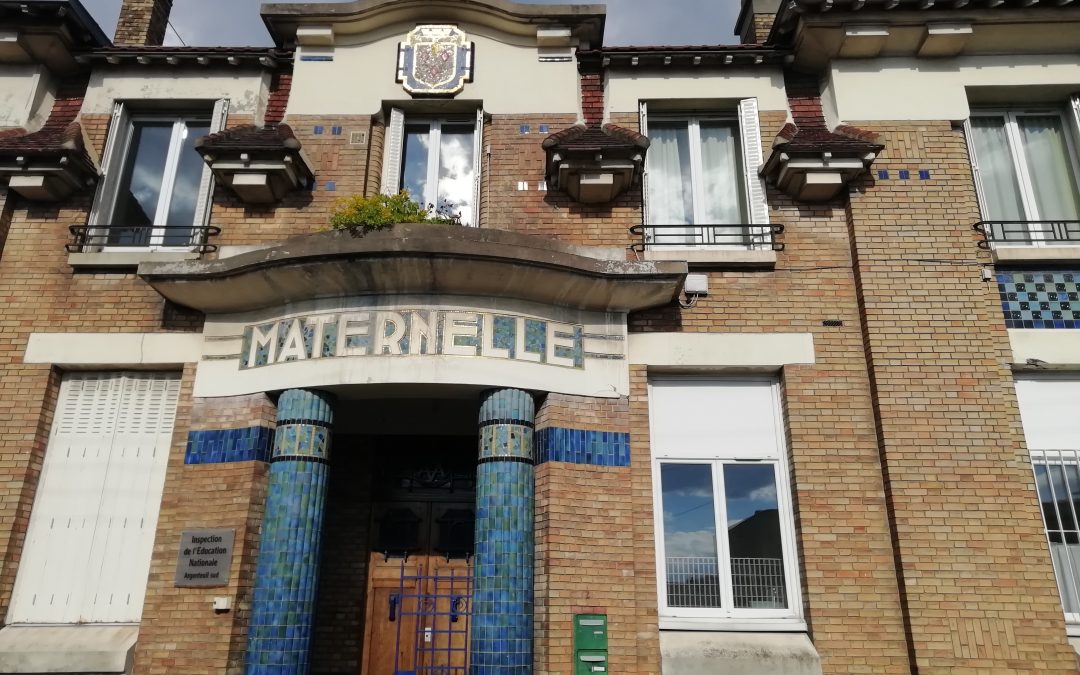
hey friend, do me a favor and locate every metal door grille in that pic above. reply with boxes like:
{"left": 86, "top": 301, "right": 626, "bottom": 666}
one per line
{"left": 393, "top": 559, "right": 472, "bottom": 675}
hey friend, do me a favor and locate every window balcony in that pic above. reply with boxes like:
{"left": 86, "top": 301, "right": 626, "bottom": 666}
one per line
{"left": 66, "top": 224, "right": 221, "bottom": 268}
{"left": 630, "top": 223, "right": 784, "bottom": 266}
{"left": 975, "top": 220, "right": 1080, "bottom": 263}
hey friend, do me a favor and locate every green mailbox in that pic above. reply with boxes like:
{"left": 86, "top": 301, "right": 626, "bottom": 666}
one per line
{"left": 574, "top": 614, "right": 609, "bottom": 674}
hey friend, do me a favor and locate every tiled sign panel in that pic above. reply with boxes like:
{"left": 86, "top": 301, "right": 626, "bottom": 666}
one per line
{"left": 997, "top": 272, "right": 1080, "bottom": 329}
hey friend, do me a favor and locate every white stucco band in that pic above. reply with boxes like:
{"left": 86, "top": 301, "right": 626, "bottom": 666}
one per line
{"left": 824, "top": 54, "right": 1080, "bottom": 122}
{"left": 659, "top": 631, "right": 823, "bottom": 675}
{"left": 1008, "top": 329, "right": 1080, "bottom": 370}
{"left": 24, "top": 333, "right": 205, "bottom": 366}
{"left": 0, "top": 625, "right": 138, "bottom": 674}
{"left": 628, "top": 332, "right": 816, "bottom": 368}
{"left": 82, "top": 70, "right": 270, "bottom": 116}
{"left": 607, "top": 68, "right": 790, "bottom": 114}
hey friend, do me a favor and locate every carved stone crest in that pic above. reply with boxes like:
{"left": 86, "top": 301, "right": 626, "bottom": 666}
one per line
{"left": 396, "top": 25, "right": 474, "bottom": 96}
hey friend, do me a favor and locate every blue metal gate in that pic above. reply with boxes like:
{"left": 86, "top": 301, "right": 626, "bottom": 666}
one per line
{"left": 392, "top": 559, "right": 472, "bottom": 675}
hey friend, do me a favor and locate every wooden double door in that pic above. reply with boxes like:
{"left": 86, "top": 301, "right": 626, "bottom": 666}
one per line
{"left": 360, "top": 500, "right": 475, "bottom": 675}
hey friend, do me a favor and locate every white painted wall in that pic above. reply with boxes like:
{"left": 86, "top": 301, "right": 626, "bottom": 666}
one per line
{"left": 825, "top": 54, "right": 1080, "bottom": 122}
{"left": 82, "top": 68, "right": 270, "bottom": 116}
{"left": 287, "top": 23, "right": 580, "bottom": 116}
{"left": 607, "top": 67, "right": 790, "bottom": 114}
{"left": 0, "top": 65, "right": 52, "bottom": 130}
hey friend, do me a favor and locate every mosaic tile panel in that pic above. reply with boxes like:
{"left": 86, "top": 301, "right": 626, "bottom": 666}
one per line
{"left": 472, "top": 461, "right": 534, "bottom": 675}
{"left": 997, "top": 271, "right": 1080, "bottom": 329}
{"left": 245, "top": 389, "right": 334, "bottom": 675}
{"left": 535, "top": 427, "right": 631, "bottom": 467}
{"left": 472, "top": 389, "right": 535, "bottom": 675}
{"left": 185, "top": 426, "right": 274, "bottom": 464}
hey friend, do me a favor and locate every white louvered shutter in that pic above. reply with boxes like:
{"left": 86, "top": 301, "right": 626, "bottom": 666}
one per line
{"left": 639, "top": 101, "right": 652, "bottom": 245}
{"left": 381, "top": 107, "right": 406, "bottom": 195}
{"left": 8, "top": 373, "right": 180, "bottom": 625}
{"left": 1070, "top": 96, "right": 1080, "bottom": 149}
{"left": 189, "top": 98, "right": 229, "bottom": 242}
{"left": 738, "top": 98, "right": 769, "bottom": 226}
{"left": 963, "top": 118, "right": 989, "bottom": 221}
{"left": 471, "top": 107, "right": 485, "bottom": 227}
{"left": 86, "top": 102, "right": 132, "bottom": 235}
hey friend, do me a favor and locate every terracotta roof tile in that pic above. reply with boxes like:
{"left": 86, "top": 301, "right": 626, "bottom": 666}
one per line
{"left": 773, "top": 74, "right": 882, "bottom": 154}
{"left": 542, "top": 124, "right": 649, "bottom": 153}
{"left": 0, "top": 81, "right": 91, "bottom": 159}
{"left": 196, "top": 124, "right": 302, "bottom": 152}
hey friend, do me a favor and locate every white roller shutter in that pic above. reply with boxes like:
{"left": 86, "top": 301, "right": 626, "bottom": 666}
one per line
{"left": 8, "top": 372, "right": 180, "bottom": 624}
{"left": 738, "top": 97, "right": 769, "bottom": 225}
{"left": 1015, "top": 376, "right": 1080, "bottom": 451}
{"left": 381, "top": 107, "right": 405, "bottom": 195}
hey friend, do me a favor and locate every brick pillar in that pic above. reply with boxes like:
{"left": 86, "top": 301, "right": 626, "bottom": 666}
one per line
{"left": 246, "top": 389, "right": 335, "bottom": 675}
{"left": 114, "top": 0, "right": 174, "bottom": 46}
{"left": 472, "top": 389, "right": 536, "bottom": 674}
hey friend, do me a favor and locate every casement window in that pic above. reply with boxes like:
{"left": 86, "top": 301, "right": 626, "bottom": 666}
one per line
{"left": 7, "top": 373, "right": 180, "bottom": 624}
{"left": 87, "top": 100, "right": 228, "bottom": 251}
{"left": 648, "top": 378, "right": 802, "bottom": 626}
{"left": 639, "top": 99, "right": 770, "bottom": 249}
{"left": 967, "top": 102, "right": 1080, "bottom": 244}
{"left": 1015, "top": 375, "right": 1080, "bottom": 625}
{"left": 381, "top": 107, "right": 484, "bottom": 226}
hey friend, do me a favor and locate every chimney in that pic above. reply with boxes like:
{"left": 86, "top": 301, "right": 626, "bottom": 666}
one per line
{"left": 735, "top": 0, "right": 781, "bottom": 44}
{"left": 114, "top": 0, "right": 174, "bottom": 46}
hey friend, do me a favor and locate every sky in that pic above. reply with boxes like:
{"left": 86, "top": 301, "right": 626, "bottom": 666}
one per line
{"left": 80, "top": 0, "right": 742, "bottom": 48}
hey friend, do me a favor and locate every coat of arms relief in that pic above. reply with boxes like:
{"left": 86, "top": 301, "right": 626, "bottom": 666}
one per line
{"left": 396, "top": 25, "right": 474, "bottom": 96}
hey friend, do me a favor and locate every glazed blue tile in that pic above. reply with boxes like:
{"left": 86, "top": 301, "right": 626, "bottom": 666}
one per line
{"left": 997, "top": 271, "right": 1080, "bottom": 329}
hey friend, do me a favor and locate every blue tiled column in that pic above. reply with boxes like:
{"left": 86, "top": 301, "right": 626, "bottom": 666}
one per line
{"left": 245, "top": 389, "right": 335, "bottom": 675}
{"left": 472, "top": 389, "right": 535, "bottom": 675}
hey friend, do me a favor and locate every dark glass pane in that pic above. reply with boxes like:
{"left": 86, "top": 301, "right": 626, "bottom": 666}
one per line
{"left": 435, "top": 508, "right": 474, "bottom": 558}
{"left": 1050, "top": 464, "right": 1077, "bottom": 532}
{"left": 375, "top": 506, "right": 422, "bottom": 555}
{"left": 1035, "top": 463, "right": 1061, "bottom": 532}
{"left": 724, "top": 463, "right": 787, "bottom": 609}
{"left": 111, "top": 121, "right": 172, "bottom": 245}
{"left": 660, "top": 463, "right": 721, "bottom": 608}
{"left": 163, "top": 121, "right": 210, "bottom": 243}
{"left": 401, "top": 123, "right": 431, "bottom": 207}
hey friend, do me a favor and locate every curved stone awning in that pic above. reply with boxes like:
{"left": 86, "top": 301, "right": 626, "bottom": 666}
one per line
{"left": 138, "top": 224, "right": 687, "bottom": 314}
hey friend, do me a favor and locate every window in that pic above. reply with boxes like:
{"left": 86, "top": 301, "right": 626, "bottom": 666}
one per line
{"left": 649, "top": 378, "right": 801, "bottom": 624}
{"left": 640, "top": 99, "right": 770, "bottom": 249}
{"left": 88, "top": 100, "right": 228, "bottom": 251}
{"left": 1015, "top": 375, "right": 1080, "bottom": 625}
{"left": 968, "top": 104, "right": 1080, "bottom": 244}
{"left": 7, "top": 373, "right": 180, "bottom": 624}
{"left": 381, "top": 108, "right": 484, "bottom": 226}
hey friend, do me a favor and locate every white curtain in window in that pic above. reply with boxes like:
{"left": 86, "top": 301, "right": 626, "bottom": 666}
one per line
{"left": 970, "top": 117, "right": 1025, "bottom": 222}
{"left": 699, "top": 122, "right": 745, "bottom": 245}
{"left": 647, "top": 123, "right": 694, "bottom": 244}
{"left": 1018, "top": 115, "right": 1080, "bottom": 221}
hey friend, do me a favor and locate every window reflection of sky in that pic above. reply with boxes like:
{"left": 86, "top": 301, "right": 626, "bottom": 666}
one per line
{"left": 724, "top": 464, "right": 778, "bottom": 526}
{"left": 661, "top": 464, "right": 717, "bottom": 558}
{"left": 399, "top": 122, "right": 475, "bottom": 225}
{"left": 402, "top": 125, "right": 430, "bottom": 207}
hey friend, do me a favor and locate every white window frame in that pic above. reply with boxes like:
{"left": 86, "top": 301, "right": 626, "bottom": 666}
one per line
{"left": 648, "top": 377, "right": 803, "bottom": 630}
{"left": 640, "top": 98, "right": 769, "bottom": 251}
{"left": 88, "top": 100, "right": 228, "bottom": 253}
{"left": 968, "top": 106, "right": 1080, "bottom": 246}
{"left": 1029, "top": 448, "right": 1080, "bottom": 629}
{"left": 381, "top": 108, "right": 484, "bottom": 227}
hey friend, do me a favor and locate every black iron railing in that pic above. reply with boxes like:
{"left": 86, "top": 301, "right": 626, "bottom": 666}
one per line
{"left": 630, "top": 223, "right": 784, "bottom": 253}
{"left": 974, "top": 220, "right": 1080, "bottom": 248}
{"left": 67, "top": 224, "right": 221, "bottom": 253}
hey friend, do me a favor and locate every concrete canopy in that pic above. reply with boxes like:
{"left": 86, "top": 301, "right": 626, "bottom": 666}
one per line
{"left": 138, "top": 224, "right": 688, "bottom": 314}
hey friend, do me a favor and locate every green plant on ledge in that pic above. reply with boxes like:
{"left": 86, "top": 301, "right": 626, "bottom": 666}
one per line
{"left": 329, "top": 190, "right": 461, "bottom": 235}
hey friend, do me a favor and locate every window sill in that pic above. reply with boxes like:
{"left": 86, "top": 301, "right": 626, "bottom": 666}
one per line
{"left": 68, "top": 251, "right": 203, "bottom": 269}
{"left": 0, "top": 624, "right": 138, "bottom": 674}
{"left": 658, "top": 628, "right": 821, "bottom": 675}
{"left": 659, "top": 617, "right": 807, "bottom": 632}
{"left": 991, "top": 245, "right": 1080, "bottom": 265}
{"left": 641, "top": 248, "right": 776, "bottom": 268}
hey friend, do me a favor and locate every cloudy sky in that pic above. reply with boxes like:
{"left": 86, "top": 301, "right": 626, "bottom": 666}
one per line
{"left": 80, "top": 0, "right": 742, "bottom": 47}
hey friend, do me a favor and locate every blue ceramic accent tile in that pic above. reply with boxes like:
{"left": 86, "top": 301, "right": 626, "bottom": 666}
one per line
{"left": 898, "top": 169, "right": 910, "bottom": 180}
{"left": 331, "top": 126, "right": 343, "bottom": 135}
{"left": 313, "top": 125, "right": 325, "bottom": 135}
{"left": 919, "top": 169, "right": 931, "bottom": 180}
{"left": 519, "top": 124, "right": 530, "bottom": 134}
{"left": 997, "top": 271, "right": 1080, "bottom": 329}
{"left": 535, "top": 427, "right": 631, "bottom": 467}
{"left": 185, "top": 427, "right": 274, "bottom": 464}
{"left": 539, "top": 124, "right": 549, "bottom": 133}
{"left": 325, "top": 181, "right": 336, "bottom": 192}
{"left": 877, "top": 170, "right": 889, "bottom": 180}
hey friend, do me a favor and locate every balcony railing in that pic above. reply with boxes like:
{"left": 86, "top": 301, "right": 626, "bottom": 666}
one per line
{"left": 630, "top": 223, "right": 784, "bottom": 253}
{"left": 67, "top": 224, "right": 221, "bottom": 253}
{"left": 665, "top": 556, "right": 786, "bottom": 609}
{"left": 975, "top": 220, "right": 1080, "bottom": 248}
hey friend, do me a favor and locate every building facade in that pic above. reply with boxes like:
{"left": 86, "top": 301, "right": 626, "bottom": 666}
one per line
{"left": 0, "top": 0, "right": 1079, "bottom": 673}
